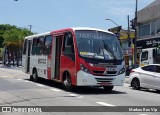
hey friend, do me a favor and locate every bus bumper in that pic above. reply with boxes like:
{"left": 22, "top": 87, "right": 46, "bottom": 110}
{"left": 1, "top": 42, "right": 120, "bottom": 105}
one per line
{"left": 77, "top": 70, "right": 125, "bottom": 86}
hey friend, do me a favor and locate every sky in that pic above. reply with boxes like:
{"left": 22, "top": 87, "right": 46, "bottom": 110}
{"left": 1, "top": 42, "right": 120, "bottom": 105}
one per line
{"left": 0, "top": 0, "right": 155, "bottom": 33}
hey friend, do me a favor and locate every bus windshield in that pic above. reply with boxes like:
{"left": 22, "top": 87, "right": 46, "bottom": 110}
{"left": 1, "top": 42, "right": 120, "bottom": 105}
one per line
{"left": 75, "top": 30, "right": 123, "bottom": 60}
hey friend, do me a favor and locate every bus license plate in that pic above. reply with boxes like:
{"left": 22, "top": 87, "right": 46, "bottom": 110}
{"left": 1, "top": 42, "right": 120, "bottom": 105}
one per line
{"left": 101, "top": 82, "right": 109, "bottom": 86}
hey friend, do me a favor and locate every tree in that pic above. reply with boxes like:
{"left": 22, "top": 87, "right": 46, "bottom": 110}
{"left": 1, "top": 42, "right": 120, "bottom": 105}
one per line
{"left": 0, "top": 24, "right": 33, "bottom": 66}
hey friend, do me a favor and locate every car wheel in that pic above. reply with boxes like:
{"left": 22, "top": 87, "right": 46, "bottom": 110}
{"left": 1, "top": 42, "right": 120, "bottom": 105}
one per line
{"left": 63, "top": 73, "right": 73, "bottom": 91}
{"left": 103, "top": 86, "right": 114, "bottom": 92}
{"left": 131, "top": 78, "right": 140, "bottom": 90}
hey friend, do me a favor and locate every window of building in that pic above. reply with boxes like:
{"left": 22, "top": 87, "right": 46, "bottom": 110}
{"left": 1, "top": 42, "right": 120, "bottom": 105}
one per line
{"left": 151, "top": 21, "right": 156, "bottom": 35}
{"left": 141, "top": 51, "right": 148, "bottom": 61}
{"left": 156, "top": 19, "right": 160, "bottom": 34}
{"left": 139, "top": 23, "right": 150, "bottom": 37}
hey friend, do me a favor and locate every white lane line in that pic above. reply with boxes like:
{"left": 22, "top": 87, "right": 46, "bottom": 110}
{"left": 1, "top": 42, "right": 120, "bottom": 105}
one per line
{"left": 77, "top": 96, "right": 84, "bottom": 98}
{"left": 36, "top": 84, "right": 45, "bottom": 87}
{"left": 96, "top": 102, "right": 115, "bottom": 106}
{"left": 139, "top": 114, "right": 148, "bottom": 115}
{"left": 17, "top": 79, "right": 22, "bottom": 80}
{"left": 68, "top": 93, "right": 79, "bottom": 97}
{"left": 50, "top": 88, "right": 61, "bottom": 92}
{"left": 24, "top": 80, "right": 31, "bottom": 83}
{"left": 68, "top": 93, "right": 84, "bottom": 98}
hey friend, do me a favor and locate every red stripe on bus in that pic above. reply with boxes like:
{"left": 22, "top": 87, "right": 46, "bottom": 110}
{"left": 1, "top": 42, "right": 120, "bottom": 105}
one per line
{"left": 47, "top": 68, "right": 51, "bottom": 80}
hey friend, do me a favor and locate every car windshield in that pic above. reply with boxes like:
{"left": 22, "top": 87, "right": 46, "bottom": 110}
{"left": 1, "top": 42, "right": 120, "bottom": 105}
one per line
{"left": 75, "top": 30, "right": 123, "bottom": 60}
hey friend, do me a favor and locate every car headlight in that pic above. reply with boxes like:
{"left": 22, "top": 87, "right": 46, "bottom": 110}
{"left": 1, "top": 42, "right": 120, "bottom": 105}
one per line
{"left": 80, "top": 64, "right": 90, "bottom": 73}
{"left": 118, "top": 66, "right": 125, "bottom": 75}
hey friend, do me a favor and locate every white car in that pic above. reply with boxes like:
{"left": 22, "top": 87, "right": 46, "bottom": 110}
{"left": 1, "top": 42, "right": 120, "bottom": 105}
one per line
{"left": 128, "top": 64, "right": 160, "bottom": 92}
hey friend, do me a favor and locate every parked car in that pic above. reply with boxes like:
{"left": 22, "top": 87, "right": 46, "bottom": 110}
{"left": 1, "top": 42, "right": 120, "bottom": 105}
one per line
{"left": 128, "top": 64, "right": 160, "bottom": 92}
{"left": 126, "top": 64, "right": 139, "bottom": 76}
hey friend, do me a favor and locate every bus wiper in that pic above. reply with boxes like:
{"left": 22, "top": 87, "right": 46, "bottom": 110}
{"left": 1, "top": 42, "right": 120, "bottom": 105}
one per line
{"left": 103, "top": 40, "right": 117, "bottom": 60}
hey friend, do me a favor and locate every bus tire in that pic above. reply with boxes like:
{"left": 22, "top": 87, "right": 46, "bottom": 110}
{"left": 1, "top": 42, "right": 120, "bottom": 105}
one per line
{"left": 103, "top": 86, "right": 114, "bottom": 92}
{"left": 32, "top": 69, "right": 38, "bottom": 82}
{"left": 63, "top": 73, "right": 73, "bottom": 91}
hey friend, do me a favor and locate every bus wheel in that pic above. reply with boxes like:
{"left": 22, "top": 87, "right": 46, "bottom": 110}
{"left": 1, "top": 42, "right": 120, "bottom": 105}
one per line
{"left": 103, "top": 86, "right": 114, "bottom": 92}
{"left": 63, "top": 73, "right": 73, "bottom": 91}
{"left": 32, "top": 69, "right": 38, "bottom": 82}
{"left": 131, "top": 78, "right": 140, "bottom": 90}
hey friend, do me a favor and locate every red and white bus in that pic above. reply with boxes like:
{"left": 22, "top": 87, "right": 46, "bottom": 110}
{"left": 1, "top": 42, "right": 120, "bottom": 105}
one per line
{"left": 22, "top": 27, "right": 125, "bottom": 91}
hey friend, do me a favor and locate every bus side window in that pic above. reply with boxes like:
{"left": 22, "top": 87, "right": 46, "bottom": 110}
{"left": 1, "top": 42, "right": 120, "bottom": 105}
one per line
{"left": 44, "top": 35, "right": 52, "bottom": 55}
{"left": 63, "top": 32, "right": 75, "bottom": 61}
{"left": 32, "top": 38, "right": 37, "bottom": 55}
{"left": 37, "top": 36, "right": 45, "bottom": 55}
{"left": 23, "top": 39, "right": 27, "bottom": 55}
{"left": 64, "top": 32, "right": 74, "bottom": 54}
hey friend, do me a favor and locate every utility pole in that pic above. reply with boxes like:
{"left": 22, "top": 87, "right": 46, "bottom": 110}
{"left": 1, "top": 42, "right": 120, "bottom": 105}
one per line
{"left": 134, "top": 0, "right": 138, "bottom": 66}
{"left": 128, "top": 15, "right": 130, "bottom": 47}
{"left": 29, "top": 25, "right": 32, "bottom": 35}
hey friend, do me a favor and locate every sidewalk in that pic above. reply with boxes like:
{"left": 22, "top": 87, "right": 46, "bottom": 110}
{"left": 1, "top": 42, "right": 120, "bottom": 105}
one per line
{"left": 0, "top": 64, "right": 22, "bottom": 70}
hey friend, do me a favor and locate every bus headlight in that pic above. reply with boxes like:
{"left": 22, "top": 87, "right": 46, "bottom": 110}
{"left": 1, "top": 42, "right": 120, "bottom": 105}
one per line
{"left": 80, "top": 64, "right": 90, "bottom": 74}
{"left": 118, "top": 66, "right": 125, "bottom": 75}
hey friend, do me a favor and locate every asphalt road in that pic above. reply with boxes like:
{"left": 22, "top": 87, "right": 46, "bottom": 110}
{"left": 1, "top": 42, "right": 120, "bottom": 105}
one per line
{"left": 0, "top": 67, "right": 160, "bottom": 115}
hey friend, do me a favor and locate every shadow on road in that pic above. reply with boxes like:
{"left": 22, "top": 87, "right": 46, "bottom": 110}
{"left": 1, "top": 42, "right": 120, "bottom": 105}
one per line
{"left": 24, "top": 78, "right": 127, "bottom": 95}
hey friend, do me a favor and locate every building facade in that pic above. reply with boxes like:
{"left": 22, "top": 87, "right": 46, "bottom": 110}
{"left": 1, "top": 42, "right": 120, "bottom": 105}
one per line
{"left": 137, "top": 0, "right": 160, "bottom": 53}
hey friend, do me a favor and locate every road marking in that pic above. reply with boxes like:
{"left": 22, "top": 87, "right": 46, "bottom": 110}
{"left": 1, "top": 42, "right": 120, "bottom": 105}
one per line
{"left": 17, "top": 79, "right": 22, "bottom": 81}
{"left": 68, "top": 93, "right": 79, "bottom": 97}
{"left": 0, "top": 76, "right": 8, "bottom": 78}
{"left": 24, "top": 80, "right": 31, "bottom": 83}
{"left": 139, "top": 114, "right": 148, "bottom": 115}
{"left": 36, "top": 84, "right": 45, "bottom": 87}
{"left": 77, "top": 96, "right": 84, "bottom": 98}
{"left": 96, "top": 102, "right": 115, "bottom": 106}
{"left": 50, "top": 88, "right": 61, "bottom": 92}
{"left": 0, "top": 74, "right": 25, "bottom": 78}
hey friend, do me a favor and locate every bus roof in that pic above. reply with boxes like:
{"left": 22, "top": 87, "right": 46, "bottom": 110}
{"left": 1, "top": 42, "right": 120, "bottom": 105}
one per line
{"left": 25, "top": 27, "right": 114, "bottom": 40}
{"left": 25, "top": 32, "right": 50, "bottom": 40}
{"left": 72, "top": 27, "right": 113, "bottom": 34}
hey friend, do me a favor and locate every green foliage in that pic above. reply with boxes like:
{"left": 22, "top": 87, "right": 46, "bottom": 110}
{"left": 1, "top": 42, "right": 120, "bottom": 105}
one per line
{"left": 0, "top": 48, "right": 2, "bottom": 60}
{"left": 0, "top": 24, "right": 33, "bottom": 48}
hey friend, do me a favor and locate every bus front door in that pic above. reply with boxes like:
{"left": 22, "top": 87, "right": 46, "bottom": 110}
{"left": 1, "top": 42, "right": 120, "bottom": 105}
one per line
{"left": 54, "top": 35, "right": 63, "bottom": 80}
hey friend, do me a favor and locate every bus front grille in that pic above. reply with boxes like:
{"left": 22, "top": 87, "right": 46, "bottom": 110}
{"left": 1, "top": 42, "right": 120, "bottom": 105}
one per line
{"left": 95, "top": 78, "right": 114, "bottom": 84}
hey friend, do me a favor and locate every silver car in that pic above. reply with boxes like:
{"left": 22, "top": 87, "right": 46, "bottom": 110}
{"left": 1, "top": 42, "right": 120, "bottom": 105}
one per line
{"left": 128, "top": 64, "right": 160, "bottom": 92}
